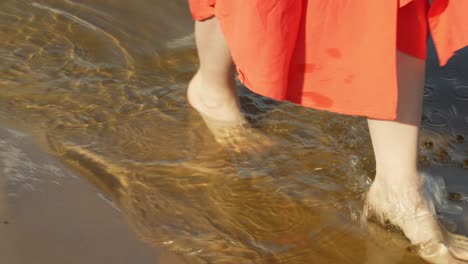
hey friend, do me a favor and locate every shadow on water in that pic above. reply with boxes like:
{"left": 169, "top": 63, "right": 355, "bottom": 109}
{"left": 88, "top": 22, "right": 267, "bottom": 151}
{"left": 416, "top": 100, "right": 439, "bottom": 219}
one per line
{"left": 0, "top": 0, "right": 467, "bottom": 263}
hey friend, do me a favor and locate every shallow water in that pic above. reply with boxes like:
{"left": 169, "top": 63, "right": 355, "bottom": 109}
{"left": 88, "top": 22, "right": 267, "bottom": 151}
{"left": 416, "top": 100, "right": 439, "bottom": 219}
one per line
{"left": 0, "top": 0, "right": 467, "bottom": 263}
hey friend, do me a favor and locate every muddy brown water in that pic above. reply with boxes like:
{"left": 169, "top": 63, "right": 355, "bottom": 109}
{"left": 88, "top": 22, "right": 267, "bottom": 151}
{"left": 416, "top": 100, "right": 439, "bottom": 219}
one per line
{"left": 0, "top": 0, "right": 467, "bottom": 263}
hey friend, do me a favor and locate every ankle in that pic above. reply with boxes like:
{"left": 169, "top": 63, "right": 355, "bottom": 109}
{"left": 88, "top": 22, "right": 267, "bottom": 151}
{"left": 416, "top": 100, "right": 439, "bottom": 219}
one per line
{"left": 372, "top": 179, "right": 425, "bottom": 197}
{"left": 190, "top": 72, "right": 238, "bottom": 104}
{"left": 371, "top": 174, "right": 426, "bottom": 198}
{"left": 374, "top": 167, "right": 422, "bottom": 183}
{"left": 194, "top": 69, "right": 234, "bottom": 88}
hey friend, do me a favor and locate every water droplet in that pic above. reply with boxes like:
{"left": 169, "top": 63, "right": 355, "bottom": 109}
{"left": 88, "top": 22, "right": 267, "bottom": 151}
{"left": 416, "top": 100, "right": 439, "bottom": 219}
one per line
{"left": 454, "top": 135, "right": 465, "bottom": 144}
{"left": 424, "top": 141, "right": 434, "bottom": 149}
{"left": 463, "top": 160, "right": 468, "bottom": 168}
{"left": 449, "top": 192, "right": 463, "bottom": 201}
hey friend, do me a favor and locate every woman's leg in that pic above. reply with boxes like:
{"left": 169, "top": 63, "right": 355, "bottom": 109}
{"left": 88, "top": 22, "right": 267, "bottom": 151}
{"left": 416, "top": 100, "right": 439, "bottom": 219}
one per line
{"left": 366, "top": 51, "right": 468, "bottom": 263}
{"left": 188, "top": 18, "right": 241, "bottom": 123}
{"left": 188, "top": 17, "right": 270, "bottom": 153}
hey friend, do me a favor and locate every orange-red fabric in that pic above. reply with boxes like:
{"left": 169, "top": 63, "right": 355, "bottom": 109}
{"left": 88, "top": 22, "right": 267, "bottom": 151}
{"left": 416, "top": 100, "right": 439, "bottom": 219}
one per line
{"left": 188, "top": 0, "right": 468, "bottom": 120}
{"left": 188, "top": 0, "right": 215, "bottom": 21}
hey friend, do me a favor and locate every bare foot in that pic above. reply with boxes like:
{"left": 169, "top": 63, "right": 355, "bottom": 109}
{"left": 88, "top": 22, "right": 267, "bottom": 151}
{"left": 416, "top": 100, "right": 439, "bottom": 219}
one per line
{"left": 187, "top": 72, "right": 272, "bottom": 153}
{"left": 364, "top": 175, "right": 468, "bottom": 264}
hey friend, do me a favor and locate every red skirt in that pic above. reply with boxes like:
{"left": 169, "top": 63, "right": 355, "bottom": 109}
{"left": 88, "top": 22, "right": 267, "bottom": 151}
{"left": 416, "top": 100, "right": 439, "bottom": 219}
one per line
{"left": 188, "top": 0, "right": 468, "bottom": 119}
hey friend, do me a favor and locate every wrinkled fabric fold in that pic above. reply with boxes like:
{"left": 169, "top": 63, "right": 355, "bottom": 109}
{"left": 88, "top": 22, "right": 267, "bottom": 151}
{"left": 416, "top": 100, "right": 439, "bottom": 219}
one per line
{"left": 188, "top": 0, "right": 468, "bottom": 120}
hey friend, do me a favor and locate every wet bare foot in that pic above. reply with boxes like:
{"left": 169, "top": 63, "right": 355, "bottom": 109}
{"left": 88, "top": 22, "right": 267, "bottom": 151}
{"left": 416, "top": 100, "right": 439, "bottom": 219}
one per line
{"left": 364, "top": 175, "right": 468, "bottom": 263}
{"left": 187, "top": 72, "right": 272, "bottom": 153}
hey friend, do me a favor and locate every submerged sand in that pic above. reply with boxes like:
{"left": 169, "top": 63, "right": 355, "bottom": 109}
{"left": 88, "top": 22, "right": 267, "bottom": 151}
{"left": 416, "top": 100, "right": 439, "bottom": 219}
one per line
{"left": 0, "top": 125, "right": 185, "bottom": 264}
{"left": 0, "top": 0, "right": 467, "bottom": 263}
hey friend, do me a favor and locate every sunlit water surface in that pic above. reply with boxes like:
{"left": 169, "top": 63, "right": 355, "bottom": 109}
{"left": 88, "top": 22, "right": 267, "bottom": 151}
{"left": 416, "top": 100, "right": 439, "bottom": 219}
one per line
{"left": 1, "top": 1, "right": 468, "bottom": 263}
